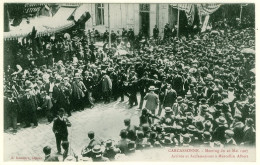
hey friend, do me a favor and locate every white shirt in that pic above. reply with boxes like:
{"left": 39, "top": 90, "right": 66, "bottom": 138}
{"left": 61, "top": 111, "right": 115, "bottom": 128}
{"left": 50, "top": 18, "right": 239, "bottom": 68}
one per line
{"left": 49, "top": 82, "right": 55, "bottom": 92}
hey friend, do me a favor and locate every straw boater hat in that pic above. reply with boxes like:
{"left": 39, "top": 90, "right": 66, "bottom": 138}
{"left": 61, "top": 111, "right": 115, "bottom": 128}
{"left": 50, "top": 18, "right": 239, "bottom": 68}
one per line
{"left": 161, "top": 136, "right": 173, "bottom": 145}
{"left": 92, "top": 145, "right": 102, "bottom": 155}
{"left": 165, "top": 107, "right": 172, "bottom": 113}
{"left": 200, "top": 105, "right": 209, "bottom": 112}
{"left": 177, "top": 96, "right": 183, "bottom": 103}
{"left": 202, "top": 131, "right": 212, "bottom": 140}
{"left": 187, "top": 125, "right": 197, "bottom": 132}
{"left": 149, "top": 86, "right": 156, "bottom": 91}
{"left": 215, "top": 116, "right": 227, "bottom": 125}
{"left": 105, "top": 139, "right": 114, "bottom": 150}
{"left": 74, "top": 73, "right": 81, "bottom": 79}
{"left": 127, "top": 141, "right": 136, "bottom": 151}
{"left": 181, "top": 133, "right": 192, "bottom": 144}
{"left": 225, "top": 130, "right": 234, "bottom": 137}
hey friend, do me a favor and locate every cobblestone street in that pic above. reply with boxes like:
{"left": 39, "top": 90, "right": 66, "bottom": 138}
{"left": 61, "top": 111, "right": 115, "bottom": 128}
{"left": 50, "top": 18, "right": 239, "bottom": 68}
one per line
{"left": 4, "top": 98, "right": 144, "bottom": 161}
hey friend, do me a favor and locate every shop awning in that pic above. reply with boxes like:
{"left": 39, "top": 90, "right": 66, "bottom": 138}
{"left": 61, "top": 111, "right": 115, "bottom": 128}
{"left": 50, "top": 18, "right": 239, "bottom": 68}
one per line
{"left": 73, "top": 4, "right": 91, "bottom": 23}
{"left": 4, "top": 6, "right": 77, "bottom": 40}
{"left": 42, "top": 6, "right": 76, "bottom": 30}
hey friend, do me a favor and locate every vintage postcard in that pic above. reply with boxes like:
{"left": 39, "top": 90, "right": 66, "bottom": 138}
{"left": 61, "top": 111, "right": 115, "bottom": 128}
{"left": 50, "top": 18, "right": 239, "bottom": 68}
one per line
{"left": 1, "top": 0, "right": 258, "bottom": 163}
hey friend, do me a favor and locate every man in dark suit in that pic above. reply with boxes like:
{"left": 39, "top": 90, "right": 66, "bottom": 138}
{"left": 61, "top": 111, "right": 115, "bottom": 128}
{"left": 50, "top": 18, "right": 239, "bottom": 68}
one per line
{"left": 86, "top": 131, "right": 101, "bottom": 150}
{"left": 116, "top": 129, "right": 130, "bottom": 154}
{"left": 124, "top": 118, "right": 138, "bottom": 141}
{"left": 44, "top": 76, "right": 55, "bottom": 97}
{"left": 21, "top": 89, "right": 39, "bottom": 128}
{"left": 4, "top": 90, "right": 21, "bottom": 133}
{"left": 153, "top": 25, "right": 159, "bottom": 39}
{"left": 101, "top": 71, "right": 112, "bottom": 104}
{"left": 162, "top": 83, "right": 177, "bottom": 109}
{"left": 81, "top": 131, "right": 101, "bottom": 158}
{"left": 43, "top": 146, "right": 59, "bottom": 162}
{"left": 53, "top": 108, "right": 71, "bottom": 154}
{"left": 173, "top": 71, "right": 184, "bottom": 97}
{"left": 213, "top": 116, "right": 228, "bottom": 143}
{"left": 52, "top": 78, "right": 69, "bottom": 116}
{"left": 241, "top": 118, "right": 255, "bottom": 146}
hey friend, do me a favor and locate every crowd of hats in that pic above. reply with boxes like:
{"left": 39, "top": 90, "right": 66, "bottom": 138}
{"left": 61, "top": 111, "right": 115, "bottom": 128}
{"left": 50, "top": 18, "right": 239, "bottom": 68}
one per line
{"left": 4, "top": 18, "right": 255, "bottom": 160}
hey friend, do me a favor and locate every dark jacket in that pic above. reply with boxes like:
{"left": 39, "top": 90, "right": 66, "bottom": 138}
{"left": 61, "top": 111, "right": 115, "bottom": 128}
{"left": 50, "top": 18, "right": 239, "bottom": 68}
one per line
{"left": 213, "top": 125, "right": 227, "bottom": 143}
{"left": 21, "top": 95, "right": 38, "bottom": 112}
{"left": 53, "top": 117, "right": 71, "bottom": 138}
{"left": 44, "top": 155, "right": 59, "bottom": 162}
{"left": 243, "top": 126, "right": 255, "bottom": 146}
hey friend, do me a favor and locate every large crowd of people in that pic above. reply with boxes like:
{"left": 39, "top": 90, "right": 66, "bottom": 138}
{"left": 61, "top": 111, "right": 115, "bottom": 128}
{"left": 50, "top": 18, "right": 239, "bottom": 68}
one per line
{"left": 4, "top": 16, "right": 255, "bottom": 162}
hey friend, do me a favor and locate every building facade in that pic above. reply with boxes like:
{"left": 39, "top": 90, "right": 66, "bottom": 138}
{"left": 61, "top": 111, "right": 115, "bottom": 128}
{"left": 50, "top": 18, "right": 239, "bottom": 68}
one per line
{"left": 84, "top": 3, "right": 178, "bottom": 37}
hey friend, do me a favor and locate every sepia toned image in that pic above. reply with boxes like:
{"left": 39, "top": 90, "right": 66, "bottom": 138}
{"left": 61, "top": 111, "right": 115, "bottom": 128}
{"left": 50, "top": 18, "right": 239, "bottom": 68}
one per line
{"left": 3, "top": 2, "right": 256, "bottom": 162}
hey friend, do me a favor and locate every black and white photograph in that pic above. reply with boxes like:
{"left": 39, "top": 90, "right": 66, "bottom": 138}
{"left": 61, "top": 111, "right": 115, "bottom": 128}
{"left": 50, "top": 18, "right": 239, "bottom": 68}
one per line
{"left": 2, "top": 1, "right": 257, "bottom": 162}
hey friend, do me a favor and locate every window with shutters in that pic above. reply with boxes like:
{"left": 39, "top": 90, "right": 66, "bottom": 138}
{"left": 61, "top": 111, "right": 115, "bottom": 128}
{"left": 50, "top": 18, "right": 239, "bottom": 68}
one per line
{"left": 95, "top": 3, "right": 104, "bottom": 25}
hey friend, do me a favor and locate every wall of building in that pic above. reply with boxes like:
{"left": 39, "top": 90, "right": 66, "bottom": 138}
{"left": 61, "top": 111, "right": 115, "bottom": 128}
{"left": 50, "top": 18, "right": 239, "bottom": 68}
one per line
{"left": 85, "top": 4, "right": 139, "bottom": 35}
{"left": 84, "top": 3, "right": 175, "bottom": 37}
{"left": 158, "top": 4, "right": 168, "bottom": 37}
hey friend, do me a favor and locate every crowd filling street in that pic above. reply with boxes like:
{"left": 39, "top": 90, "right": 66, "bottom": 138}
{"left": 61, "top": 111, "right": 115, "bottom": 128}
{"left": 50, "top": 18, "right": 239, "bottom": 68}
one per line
{"left": 4, "top": 16, "right": 255, "bottom": 162}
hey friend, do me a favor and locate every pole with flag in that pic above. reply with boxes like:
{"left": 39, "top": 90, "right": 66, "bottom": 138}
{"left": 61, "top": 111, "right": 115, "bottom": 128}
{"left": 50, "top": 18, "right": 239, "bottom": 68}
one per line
{"left": 108, "top": 3, "right": 111, "bottom": 48}
{"left": 177, "top": 4, "right": 180, "bottom": 37}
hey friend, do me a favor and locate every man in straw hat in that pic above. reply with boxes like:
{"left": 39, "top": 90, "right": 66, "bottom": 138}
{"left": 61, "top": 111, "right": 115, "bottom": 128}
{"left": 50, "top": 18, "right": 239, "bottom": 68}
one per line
{"left": 103, "top": 139, "right": 120, "bottom": 161}
{"left": 224, "top": 130, "right": 237, "bottom": 147}
{"left": 144, "top": 86, "right": 159, "bottom": 115}
{"left": 91, "top": 145, "right": 109, "bottom": 162}
{"left": 172, "top": 96, "right": 187, "bottom": 116}
{"left": 71, "top": 73, "right": 87, "bottom": 111}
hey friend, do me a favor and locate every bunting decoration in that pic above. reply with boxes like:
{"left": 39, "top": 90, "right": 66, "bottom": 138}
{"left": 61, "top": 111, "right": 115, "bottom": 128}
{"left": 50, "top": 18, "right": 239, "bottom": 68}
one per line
{"left": 170, "top": 4, "right": 195, "bottom": 25}
{"left": 170, "top": 4, "right": 221, "bottom": 25}
{"left": 197, "top": 4, "right": 221, "bottom": 16}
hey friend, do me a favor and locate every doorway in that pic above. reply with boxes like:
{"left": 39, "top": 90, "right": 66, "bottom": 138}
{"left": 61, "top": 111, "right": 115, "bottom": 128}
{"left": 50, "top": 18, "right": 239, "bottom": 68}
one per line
{"left": 140, "top": 12, "right": 150, "bottom": 37}
{"left": 139, "top": 4, "right": 150, "bottom": 37}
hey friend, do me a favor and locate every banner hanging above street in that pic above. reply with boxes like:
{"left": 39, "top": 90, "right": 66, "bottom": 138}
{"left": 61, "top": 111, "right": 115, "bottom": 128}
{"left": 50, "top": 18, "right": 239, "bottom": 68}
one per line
{"left": 170, "top": 4, "right": 221, "bottom": 25}
{"left": 197, "top": 4, "right": 221, "bottom": 16}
